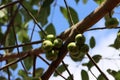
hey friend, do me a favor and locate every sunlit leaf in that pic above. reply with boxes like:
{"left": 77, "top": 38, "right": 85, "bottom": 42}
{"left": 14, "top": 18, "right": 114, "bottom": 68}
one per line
{"left": 89, "top": 36, "right": 96, "bottom": 48}
{"left": 82, "top": 55, "right": 102, "bottom": 70}
{"left": 94, "top": 0, "right": 105, "bottom": 5}
{"left": 54, "top": 64, "right": 68, "bottom": 77}
{"left": 0, "top": 7, "right": 7, "bottom": 18}
{"left": 81, "top": 70, "right": 89, "bottom": 80}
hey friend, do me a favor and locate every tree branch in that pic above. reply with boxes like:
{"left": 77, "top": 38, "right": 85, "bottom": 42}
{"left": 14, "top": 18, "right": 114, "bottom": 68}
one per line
{"left": 41, "top": 0, "right": 120, "bottom": 80}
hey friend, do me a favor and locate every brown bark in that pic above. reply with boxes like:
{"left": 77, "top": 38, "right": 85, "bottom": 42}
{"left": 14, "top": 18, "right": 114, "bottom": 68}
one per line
{"left": 41, "top": 0, "right": 120, "bottom": 80}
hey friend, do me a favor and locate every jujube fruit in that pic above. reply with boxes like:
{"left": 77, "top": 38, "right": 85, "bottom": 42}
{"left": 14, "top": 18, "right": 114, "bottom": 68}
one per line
{"left": 53, "top": 38, "right": 63, "bottom": 48}
{"left": 42, "top": 40, "right": 53, "bottom": 52}
{"left": 75, "top": 34, "right": 85, "bottom": 46}
{"left": 46, "top": 34, "right": 55, "bottom": 42}
{"left": 67, "top": 42, "right": 79, "bottom": 53}
{"left": 46, "top": 50, "right": 59, "bottom": 61}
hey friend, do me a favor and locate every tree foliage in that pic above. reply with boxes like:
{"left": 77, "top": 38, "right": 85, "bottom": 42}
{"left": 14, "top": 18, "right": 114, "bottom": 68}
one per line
{"left": 0, "top": 0, "right": 120, "bottom": 80}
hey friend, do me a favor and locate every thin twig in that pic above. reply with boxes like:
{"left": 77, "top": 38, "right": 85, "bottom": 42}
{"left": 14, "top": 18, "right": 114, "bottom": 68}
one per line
{"left": 33, "top": 56, "right": 36, "bottom": 77}
{"left": 19, "top": 2, "right": 47, "bottom": 36}
{"left": 86, "top": 26, "right": 120, "bottom": 31}
{"left": 64, "top": 0, "right": 74, "bottom": 26}
{"left": 89, "top": 69, "right": 97, "bottom": 80}
{"left": 62, "top": 61, "right": 73, "bottom": 80}
{"left": 6, "top": 60, "right": 10, "bottom": 80}
{"left": 0, "top": 0, "right": 20, "bottom": 10}
{"left": 37, "top": 55, "right": 67, "bottom": 80}
{"left": 12, "top": 26, "right": 28, "bottom": 74}
{"left": 0, "top": 54, "right": 28, "bottom": 70}
{"left": 86, "top": 53, "right": 109, "bottom": 80}
{"left": 0, "top": 3, "right": 21, "bottom": 46}
{"left": 0, "top": 40, "right": 43, "bottom": 50}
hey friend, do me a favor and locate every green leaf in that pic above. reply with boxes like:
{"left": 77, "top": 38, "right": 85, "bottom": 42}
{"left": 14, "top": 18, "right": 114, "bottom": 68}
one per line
{"left": 54, "top": 64, "right": 68, "bottom": 77}
{"left": 82, "top": 0, "right": 88, "bottom": 4}
{"left": 42, "top": 0, "right": 54, "bottom": 7}
{"left": 94, "top": 0, "right": 105, "bottom": 5}
{"left": 66, "top": 75, "right": 73, "bottom": 80}
{"left": 8, "top": 59, "right": 18, "bottom": 70}
{"left": 0, "top": 76, "right": 6, "bottom": 80}
{"left": 75, "top": 0, "right": 80, "bottom": 3}
{"left": 81, "top": 70, "right": 89, "bottom": 80}
{"left": 60, "top": 7, "right": 79, "bottom": 25}
{"left": 82, "top": 55, "right": 102, "bottom": 70}
{"left": 37, "top": 7, "right": 50, "bottom": 26}
{"left": 98, "top": 74, "right": 106, "bottom": 80}
{"left": 18, "top": 70, "right": 28, "bottom": 79}
{"left": 23, "top": 56, "right": 33, "bottom": 70}
{"left": 5, "top": 29, "right": 16, "bottom": 52}
{"left": 45, "top": 23, "right": 56, "bottom": 35}
{"left": 35, "top": 68, "right": 44, "bottom": 77}
{"left": 0, "top": 8, "right": 7, "bottom": 18}
{"left": 109, "top": 31, "right": 120, "bottom": 49}
{"left": 89, "top": 36, "right": 96, "bottom": 48}
{"left": 107, "top": 69, "right": 120, "bottom": 80}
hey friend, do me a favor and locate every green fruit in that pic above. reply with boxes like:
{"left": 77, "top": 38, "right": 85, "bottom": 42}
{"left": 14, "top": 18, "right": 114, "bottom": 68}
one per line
{"left": 75, "top": 34, "right": 85, "bottom": 46}
{"left": 46, "top": 34, "right": 55, "bottom": 42}
{"left": 42, "top": 40, "right": 53, "bottom": 51}
{"left": 80, "top": 44, "right": 89, "bottom": 53}
{"left": 105, "top": 18, "right": 119, "bottom": 28}
{"left": 53, "top": 38, "right": 63, "bottom": 48}
{"left": 67, "top": 42, "right": 79, "bottom": 53}
{"left": 46, "top": 50, "right": 59, "bottom": 61}
{"left": 70, "top": 51, "right": 85, "bottom": 61}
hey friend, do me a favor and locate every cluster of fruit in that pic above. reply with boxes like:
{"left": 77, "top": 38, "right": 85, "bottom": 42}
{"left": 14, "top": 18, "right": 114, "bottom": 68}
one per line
{"left": 42, "top": 34, "right": 63, "bottom": 61}
{"left": 67, "top": 34, "right": 89, "bottom": 61}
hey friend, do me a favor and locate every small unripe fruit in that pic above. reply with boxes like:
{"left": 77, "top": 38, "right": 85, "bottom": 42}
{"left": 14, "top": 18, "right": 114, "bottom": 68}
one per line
{"left": 80, "top": 44, "right": 89, "bottom": 53}
{"left": 46, "top": 50, "right": 58, "bottom": 61}
{"left": 75, "top": 34, "right": 85, "bottom": 46}
{"left": 42, "top": 40, "right": 53, "bottom": 51}
{"left": 70, "top": 51, "right": 85, "bottom": 61}
{"left": 105, "top": 18, "right": 119, "bottom": 28}
{"left": 46, "top": 34, "right": 55, "bottom": 42}
{"left": 67, "top": 42, "right": 79, "bottom": 53}
{"left": 53, "top": 38, "right": 63, "bottom": 48}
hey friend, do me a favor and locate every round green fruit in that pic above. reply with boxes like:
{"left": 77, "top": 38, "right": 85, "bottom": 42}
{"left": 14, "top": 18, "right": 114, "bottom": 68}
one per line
{"left": 75, "top": 34, "right": 85, "bottom": 46}
{"left": 80, "top": 44, "right": 89, "bottom": 53}
{"left": 46, "top": 34, "right": 55, "bottom": 42}
{"left": 105, "top": 18, "right": 119, "bottom": 28}
{"left": 46, "top": 50, "right": 58, "bottom": 61}
{"left": 42, "top": 40, "right": 53, "bottom": 52}
{"left": 70, "top": 51, "right": 85, "bottom": 62}
{"left": 53, "top": 38, "right": 63, "bottom": 48}
{"left": 67, "top": 42, "right": 79, "bottom": 53}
